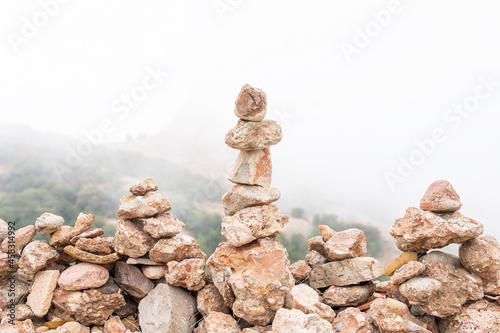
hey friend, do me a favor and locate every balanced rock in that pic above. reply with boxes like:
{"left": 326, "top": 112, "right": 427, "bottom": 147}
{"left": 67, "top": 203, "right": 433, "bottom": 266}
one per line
{"left": 197, "top": 284, "right": 230, "bottom": 317}
{"left": 141, "top": 213, "right": 184, "bottom": 239}
{"left": 129, "top": 177, "right": 158, "bottom": 196}
{"left": 390, "top": 207, "right": 483, "bottom": 252}
{"left": 35, "top": 213, "right": 64, "bottom": 236}
{"left": 113, "top": 219, "right": 155, "bottom": 258}
{"left": 305, "top": 250, "right": 327, "bottom": 269}
{"left": 49, "top": 226, "right": 74, "bottom": 247}
{"left": 332, "top": 307, "right": 378, "bottom": 333}
{"left": 234, "top": 84, "right": 267, "bottom": 121}
{"left": 138, "top": 283, "right": 197, "bottom": 333}
{"left": 1, "top": 225, "right": 36, "bottom": 253}
{"left": 288, "top": 260, "right": 311, "bottom": 284}
{"left": 437, "top": 299, "right": 500, "bottom": 333}
{"left": 284, "top": 284, "right": 336, "bottom": 323}
{"left": 149, "top": 234, "right": 206, "bottom": 263}
{"left": 229, "top": 149, "right": 272, "bottom": 188}
{"left": 17, "top": 240, "right": 59, "bottom": 279}
{"left": 222, "top": 184, "right": 281, "bottom": 216}
{"left": 225, "top": 120, "right": 282, "bottom": 150}
{"left": 195, "top": 312, "right": 242, "bottom": 333}
{"left": 369, "top": 298, "right": 431, "bottom": 333}
{"left": 323, "top": 228, "right": 367, "bottom": 261}
{"left": 114, "top": 261, "right": 154, "bottom": 299}
{"left": 391, "top": 260, "right": 426, "bottom": 285}
{"left": 58, "top": 262, "right": 109, "bottom": 291}
{"left": 72, "top": 213, "right": 95, "bottom": 236}
{"left": 70, "top": 227, "right": 104, "bottom": 243}
{"left": 26, "top": 270, "right": 60, "bottom": 317}
{"left": 459, "top": 235, "right": 500, "bottom": 295}
{"left": 272, "top": 308, "right": 334, "bottom": 333}
{"left": 420, "top": 180, "right": 462, "bottom": 212}
{"left": 309, "top": 257, "right": 384, "bottom": 289}
{"left": 221, "top": 205, "right": 288, "bottom": 247}
{"left": 116, "top": 192, "right": 171, "bottom": 219}
{"left": 207, "top": 237, "right": 294, "bottom": 326}
{"left": 322, "top": 282, "right": 375, "bottom": 307}
{"left": 166, "top": 258, "right": 206, "bottom": 291}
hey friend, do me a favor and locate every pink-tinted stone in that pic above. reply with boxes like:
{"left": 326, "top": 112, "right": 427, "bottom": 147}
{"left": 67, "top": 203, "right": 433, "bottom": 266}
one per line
{"left": 197, "top": 284, "right": 230, "bottom": 317}
{"left": 129, "top": 177, "right": 159, "bottom": 196}
{"left": 288, "top": 260, "right": 311, "bottom": 284}
{"left": 332, "top": 307, "right": 378, "bottom": 333}
{"left": 369, "top": 298, "right": 431, "bottom": 333}
{"left": 73, "top": 213, "right": 95, "bottom": 236}
{"left": 18, "top": 240, "right": 59, "bottom": 279}
{"left": 1, "top": 225, "right": 36, "bottom": 253}
{"left": 284, "top": 284, "right": 336, "bottom": 323}
{"left": 222, "top": 184, "right": 280, "bottom": 216}
{"left": 234, "top": 84, "right": 267, "bottom": 122}
{"left": 420, "top": 180, "right": 462, "bottom": 212}
{"left": 114, "top": 261, "right": 154, "bottom": 299}
{"left": 322, "top": 282, "right": 375, "bottom": 307}
{"left": 225, "top": 120, "right": 282, "bottom": 151}
{"left": 228, "top": 149, "right": 272, "bottom": 188}
{"left": 35, "top": 213, "right": 64, "bottom": 236}
{"left": 49, "top": 226, "right": 74, "bottom": 247}
{"left": 75, "top": 237, "right": 114, "bottom": 255}
{"left": 149, "top": 234, "right": 206, "bottom": 263}
{"left": 26, "top": 270, "right": 60, "bottom": 317}
{"left": 142, "top": 265, "right": 168, "bottom": 280}
{"left": 142, "top": 213, "right": 185, "bottom": 239}
{"left": 323, "top": 228, "right": 367, "bottom": 261}
{"left": 391, "top": 261, "right": 426, "bottom": 285}
{"left": 196, "top": 312, "right": 242, "bottom": 333}
{"left": 166, "top": 258, "right": 206, "bottom": 291}
{"left": 437, "top": 299, "right": 500, "bottom": 333}
{"left": 113, "top": 219, "right": 155, "bottom": 258}
{"left": 116, "top": 192, "right": 171, "bottom": 219}
{"left": 58, "top": 263, "right": 109, "bottom": 291}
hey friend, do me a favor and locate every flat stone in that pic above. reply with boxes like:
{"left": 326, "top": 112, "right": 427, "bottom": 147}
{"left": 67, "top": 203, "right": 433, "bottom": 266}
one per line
{"left": 35, "top": 213, "right": 64, "bottom": 236}
{"left": 322, "top": 282, "right": 375, "bottom": 307}
{"left": 116, "top": 192, "right": 171, "bottom": 219}
{"left": 166, "top": 258, "right": 206, "bottom": 291}
{"left": 197, "top": 284, "right": 230, "bottom": 317}
{"left": 63, "top": 246, "right": 120, "bottom": 265}
{"left": 272, "top": 308, "right": 334, "bottom": 333}
{"left": 18, "top": 240, "right": 59, "bottom": 280}
{"left": 141, "top": 213, "right": 185, "bottom": 239}
{"left": 1, "top": 225, "right": 36, "bottom": 253}
{"left": 225, "top": 120, "right": 282, "bottom": 151}
{"left": 113, "top": 219, "right": 155, "bottom": 258}
{"left": 323, "top": 228, "right": 367, "bottom": 261}
{"left": 234, "top": 84, "right": 267, "bottom": 121}
{"left": 332, "top": 307, "right": 377, "bottom": 333}
{"left": 26, "top": 270, "right": 60, "bottom": 317}
{"left": 420, "top": 180, "right": 462, "bottom": 212}
{"left": 460, "top": 235, "right": 500, "bottom": 295}
{"left": 75, "top": 237, "right": 114, "bottom": 255}
{"left": 126, "top": 257, "right": 163, "bottom": 265}
{"left": 241, "top": 326, "right": 273, "bottom": 333}
{"left": 103, "top": 316, "right": 127, "bottom": 333}
{"left": 142, "top": 265, "right": 168, "bottom": 280}
{"left": 138, "top": 283, "right": 197, "bottom": 333}
{"left": 114, "top": 261, "right": 154, "bottom": 299}
{"left": 70, "top": 228, "right": 104, "bottom": 243}
{"left": 222, "top": 185, "right": 281, "bottom": 216}
{"left": 437, "top": 299, "right": 500, "bottom": 333}
{"left": 58, "top": 263, "right": 109, "bottom": 291}
{"left": 129, "top": 177, "right": 158, "bottom": 196}
{"left": 207, "top": 237, "right": 294, "bottom": 326}
{"left": 284, "top": 284, "right": 336, "bottom": 323}
{"left": 369, "top": 298, "right": 431, "bottom": 333}
{"left": 72, "top": 213, "right": 95, "bottom": 236}
{"left": 57, "top": 321, "right": 91, "bottom": 333}
{"left": 390, "top": 207, "right": 483, "bottom": 252}
{"left": 305, "top": 250, "right": 327, "bottom": 269}
{"left": 221, "top": 205, "right": 289, "bottom": 247}
{"left": 309, "top": 257, "right": 384, "bottom": 289}
{"left": 391, "top": 261, "right": 426, "bottom": 285}
{"left": 288, "top": 260, "right": 311, "bottom": 284}
{"left": 49, "top": 226, "right": 74, "bottom": 247}
{"left": 196, "top": 312, "right": 242, "bottom": 333}
{"left": 228, "top": 149, "right": 272, "bottom": 188}
{"left": 149, "top": 234, "right": 205, "bottom": 263}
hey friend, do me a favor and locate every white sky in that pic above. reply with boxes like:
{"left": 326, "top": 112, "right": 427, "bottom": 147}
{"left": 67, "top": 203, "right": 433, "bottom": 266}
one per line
{"left": 1, "top": 0, "right": 500, "bottom": 239}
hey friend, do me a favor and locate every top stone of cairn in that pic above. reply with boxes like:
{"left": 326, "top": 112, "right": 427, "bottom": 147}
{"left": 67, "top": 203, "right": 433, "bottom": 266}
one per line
{"left": 234, "top": 84, "right": 267, "bottom": 121}
{"left": 420, "top": 180, "right": 462, "bottom": 213}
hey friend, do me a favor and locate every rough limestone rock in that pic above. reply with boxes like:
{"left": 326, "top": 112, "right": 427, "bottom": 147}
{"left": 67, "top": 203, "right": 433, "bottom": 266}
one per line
{"left": 49, "top": 226, "right": 74, "bottom": 247}
{"left": 103, "top": 315, "right": 127, "bottom": 333}
{"left": 17, "top": 240, "right": 59, "bottom": 279}
{"left": 57, "top": 262, "right": 109, "bottom": 291}
{"left": 225, "top": 119, "right": 282, "bottom": 151}
{"left": 15, "top": 304, "right": 33, "bottom": 321}
{"left": 323, "top": 228, "right": 367, "bottom": 261}
{"left": 390, "top": 207, "right": 483, "bottom": 252}
{"left": 332, "top": 307, "right": 378, "bottom": 333}
{"left": 228, "top": 149, "right": 272, "bottom": 188}
{"left": 149, "top": 234, "right": 206, "bottom": 263}
{"left": 75, "top": 237, "right": 114, "bottom": 255}
{"left": 142, "top": 265, "right": 168, "bottom": 280}
{"left": 234, "top": 84, "right": 267, "bottom": 121}
{"left": 166, "top": 258, "right": 206, "bottom": 291}
{"left": 75, "top": 289, "right": 126, "bottom": 326}
{"left": 319, "top": 225, "right": 336, "bottom": 241}
{"left": 222, "top": 184, "right": 281, "bottom": 216}
{"left": 272, "top": 308, "right": 334, "bottom": 333}
{"left": 138, "top": 283, "right": 197, "bottom": 333}
{"left": 35, "top": 213, "right": 64, "bottom": 236}
{"left": 56, "top": 321, "right": 90, "bottom": 333}
{"left": 420, "top": 180, "right": 462, "bottom": 212}
{"left": 70, "top": 227, "right": 104, "bottom": 243}
{"left": 0, "top": 273, "right": 30, "bottom": 308}
{"left": 400, "top": 251, "right": 484, "bottom": 317}
{"left": 195, "top": 312, "right": 242, "bottom": 333}
{"left": 459, "top": 235, "right": 500, "bottom": 295}
{"left": 208, "top": 237, "right": 294, "bottom": 326}
{"left": 322, "top": 282, "right": 375, "bottom": 307}
{"left": 1, "top": 225, "right": 36, "bottom": 253}
{"left": 26, "top": 270, "right": 60, "bottom": 317}
{"left": 288, "top": 260, "right": 311, "bottom": 284}
{"left": 197, "top": 284, "right": 231, "bottom": 317}
{"left": 391, "top": 261, "right": 426, "bottom": 285}
{"left": 113, "top": 219, "right": 155, "bottom": 258}
{"left": 72, "top": 213, "right": 95, "bottom": 236}
{"left": 116, "top": 192, "right": 171, "bottom": 219}
{"left": 307, "top": 236, "right": 327, "bottom": 254}
{"left": 113, "top": 261, "right": 154, "bottom": 299}
{"left": 221, "top": 205, "right": 289, "bottom": 247}
{"left": 305, "top": 250, "right": 327, "bottom": 269}
{"left": 0, "top": 218, "right": 8, "bottom": 243}
{"left": 141, "top": 213, "right": 185, "bottom": 238}
{"left": 129, "top": 177, "right": 159, "bottom": 196}
{"left": 309, "top": 257, "right": 384, "bottom": 289}
{"left": 369, "top": 298, "right": 431, "bottom": 333}
{"left": 284, "top": 284, "right": 336, "bottom": 323}
{"left": 437, "top": 299, "right": 500, "bottom": 333}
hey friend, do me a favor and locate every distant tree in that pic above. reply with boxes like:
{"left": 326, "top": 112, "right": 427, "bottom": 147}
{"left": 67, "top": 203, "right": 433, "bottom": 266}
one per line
{"left": 290, "top": 207, "right": 306, "bottom": 219}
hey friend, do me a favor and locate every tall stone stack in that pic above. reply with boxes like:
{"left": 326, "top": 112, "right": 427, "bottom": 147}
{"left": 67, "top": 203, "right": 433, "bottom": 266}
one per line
{"left": 206, "top": 84, "right": 295, "bottom": 327}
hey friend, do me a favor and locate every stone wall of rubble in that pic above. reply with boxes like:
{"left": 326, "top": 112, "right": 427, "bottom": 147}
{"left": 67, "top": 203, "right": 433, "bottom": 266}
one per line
{"left": 1, "top": 85, "right": 500, "bottom": 333}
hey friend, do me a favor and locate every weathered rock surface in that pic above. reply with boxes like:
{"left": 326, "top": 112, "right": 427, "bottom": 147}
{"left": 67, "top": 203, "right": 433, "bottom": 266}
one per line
{"left": 26, "top": 270, "right": 60, "bottom": 317}
{"left": 0, "top": 273, "right": 30, "bottom": 308}
{"left": 197, "top": 284, "right": 231, "bottom": 317}
{"left": 332, "top": 307, "right": 378, "bottom": 333}
{"left": 56, "top": 321, "right": 91, "bottom": 333}
{"left": 229, "top": 149, "right": 272, "bottom": 188}
{"left": 221, "top": 205, "right": 289, "bottom": 247}
{"left": 272, "top": 308, "right": 334, "bottom": 333}
{"left": 75, "top": 289, "right": 126, "bottom": 326}
{"left": 0, "top": 252, "right": 17, "bottom": 280}
{"left": 322, "top": 282, "right": 375, "bottom": 307}
{"left": 141, "top": 213, "right": 184, "bottom": 239}
{"left": 195, "top": 312, "right": 242, "bottom": 333}
{"left": 129, "top": 177, "right": 158, "bottom": 196}
{"left": 58, "top": 262, "right": 109, "bottom": 291}
{"left": 141, "top": 265, "right": 167, "bottom": 280}
{"left": 72, "top": 213, "right": 95, "bottom": 237}
{"left": 208, "top": 237, "right": 294, "bottom": 326}
{"left": 284, "top": 284, "right": 336, "bottom": 322}
{"left": 103, "top": 315, "right": 127, "bottom": 333}
{"left": 323, "top": 228, "right": 367, "bottom": 261}
{"left": 70, "top": 227, "right": 104, "bottom": 243}
{"left": 305, "top": 250, "right": 327, "bottom": 269}
{"left": 18, "top": 240, "right": 59, "bottom": 279}
{"left": 225, "top": 120, "right": 282, "bottom": 150}
{"left": 288, "top": 260, "right": 311, "bottom": 284}
{"left": 369, "top": 298, "right": 431, "bottom": 333}
{"left": 113, "top": 219, "right": 155, "bottom": 258}
{"left": 35, "top": 213, "right": 64, "bottom": 236}
{"left": 138, "top": 283, "right": 197, "bottom": 333}
{"left": 116, "top": 192, "right": 171, "bottom": 219}
{"left": 166, "top": 258, "right": 206, "bottom": 291}
{"left": 63, "top": 245, "right": 120, "bottom": 265}
{"left": 49, "top": 226, "right": 74, "bottom": 247}
{"left": 15, "top": 304, "right": 33, "bottom": 321}
{"left": 234, "top": 84, "right": 267, "bottom": 121}
{"left": 75, "top": 237, "right": 114, "bottom": 255}
{"left": 460, "top": 235, "right": 500, "bottom": 295}
{"left": 149, "top": 234, "right": 206, "bottom": 263}
{"left": 391, "top": 261, "right": 426, "bottom": 285}
{"left": 309, "top": 257, "right": 384, "bottom": 289}
{"left": 390, "top": 207, "right": 483, "bottom": 252}
{"left": 114, "top": 261, "right": 154, "bottom": 299}
{"left": 222, "top": 184, "right": 281, "bottom": 216}
{"left": 437, "top": 299, "right": 500, "bottom": 333}
{"left": 1, "top": 225, "right": 36, "bottom": 253}
{"left": 420, "top": 180, "right": 462, "bottom": 212}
